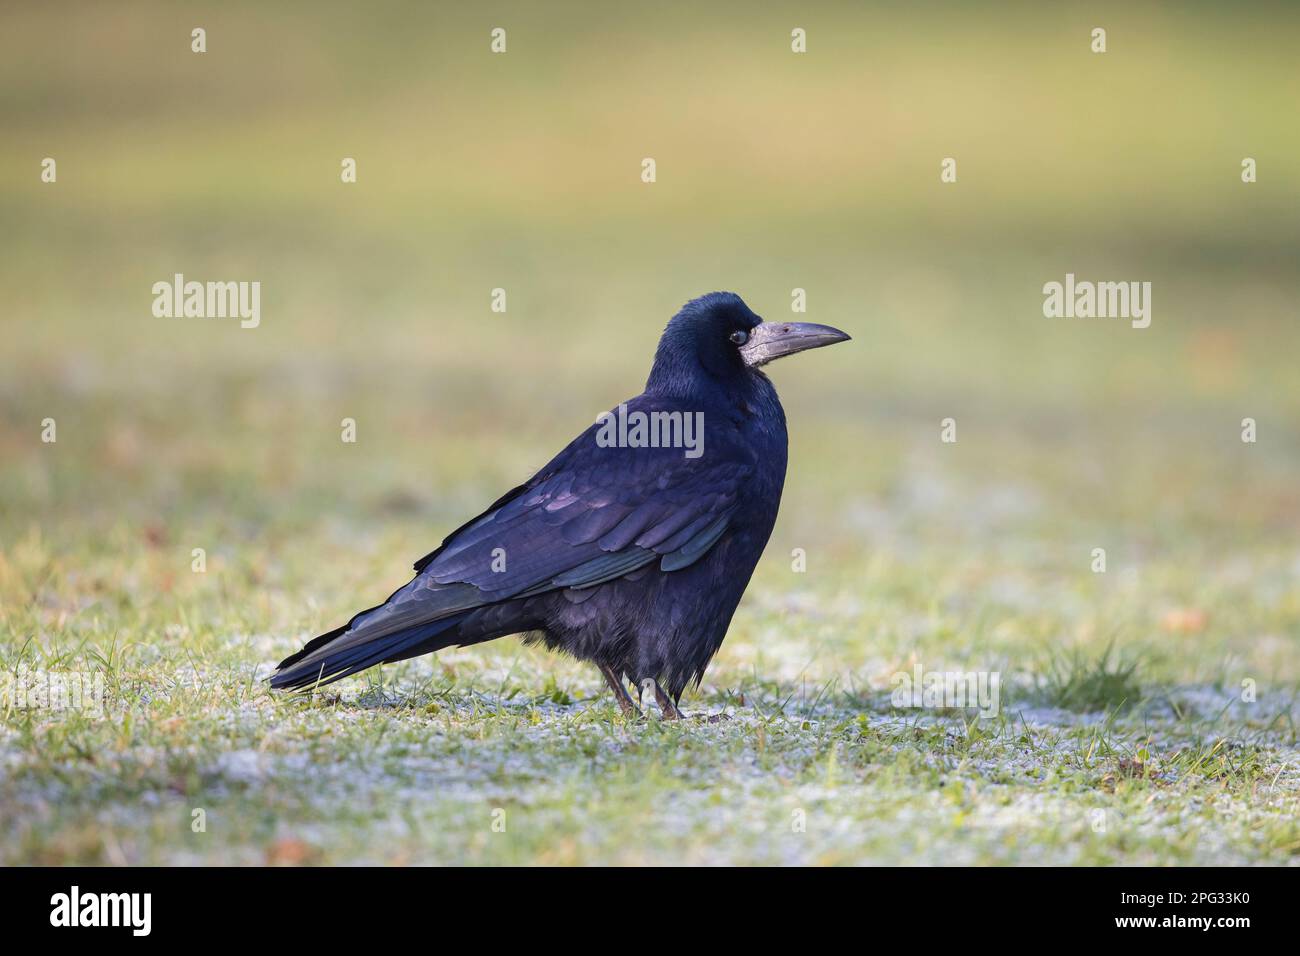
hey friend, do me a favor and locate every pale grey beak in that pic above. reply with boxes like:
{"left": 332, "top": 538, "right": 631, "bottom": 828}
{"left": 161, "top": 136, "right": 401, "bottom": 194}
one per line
{"left": 739, "top": 321, "right": 851, "bottom": 367}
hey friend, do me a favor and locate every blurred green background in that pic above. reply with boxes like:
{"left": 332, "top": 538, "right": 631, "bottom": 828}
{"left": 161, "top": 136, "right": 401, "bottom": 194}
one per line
{"left": 5, "top": 0, "right": 1294, "bottom": 608}
{"left": 2, "top": 1, "right": 1298, "bottom": 678}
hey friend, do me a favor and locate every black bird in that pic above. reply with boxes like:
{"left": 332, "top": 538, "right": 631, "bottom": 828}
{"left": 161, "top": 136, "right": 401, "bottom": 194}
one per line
{"left": 271, "top": 292, "right": 849, "bottom": 717}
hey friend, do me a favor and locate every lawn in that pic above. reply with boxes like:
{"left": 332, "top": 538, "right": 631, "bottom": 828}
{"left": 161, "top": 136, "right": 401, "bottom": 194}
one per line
{"left": 1, "top": 1, "right": 1298, "bottom": 865}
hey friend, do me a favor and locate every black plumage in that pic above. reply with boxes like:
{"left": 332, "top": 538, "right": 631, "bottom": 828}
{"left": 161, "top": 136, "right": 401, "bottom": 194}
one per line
{"left": 271, "top": 292, "right": 849, "bottom": 716}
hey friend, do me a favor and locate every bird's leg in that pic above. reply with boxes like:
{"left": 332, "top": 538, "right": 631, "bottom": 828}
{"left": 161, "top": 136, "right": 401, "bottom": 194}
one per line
{"left": 598, "top": 663, "right": 640, "bottom": 718}
{"left": 651, "top": 680, "right": 685, "bottom": 720}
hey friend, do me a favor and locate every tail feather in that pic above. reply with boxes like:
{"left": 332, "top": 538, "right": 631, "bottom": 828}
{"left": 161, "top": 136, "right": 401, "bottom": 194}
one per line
{"left": 269, "top": 615, "right": 465, "bottom": 691}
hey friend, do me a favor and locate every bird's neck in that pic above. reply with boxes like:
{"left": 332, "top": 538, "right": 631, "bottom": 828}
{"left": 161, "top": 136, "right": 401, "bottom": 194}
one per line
{"left": 645, "top": 361, "right": 774, "bottom": 410}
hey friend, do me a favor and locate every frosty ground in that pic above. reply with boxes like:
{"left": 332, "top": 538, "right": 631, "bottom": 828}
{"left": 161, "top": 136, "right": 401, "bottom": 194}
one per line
{"left": 3, "top": 519, "right": 1297, "bottom": 865}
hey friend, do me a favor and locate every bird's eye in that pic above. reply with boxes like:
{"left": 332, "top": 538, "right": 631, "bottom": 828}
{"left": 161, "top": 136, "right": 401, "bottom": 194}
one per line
{"left": 730, "top": 330, "right": 749, "bottom": 345}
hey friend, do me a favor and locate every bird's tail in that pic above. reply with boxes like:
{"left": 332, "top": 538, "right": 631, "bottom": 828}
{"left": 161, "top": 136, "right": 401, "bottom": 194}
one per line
{"left": 269, "top": 612, "right": 469, "bottom": 691}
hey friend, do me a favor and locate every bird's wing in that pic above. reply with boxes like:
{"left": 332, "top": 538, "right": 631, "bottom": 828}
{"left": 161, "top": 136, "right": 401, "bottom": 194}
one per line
{"left": 414, "top": 439, "right": 751, "bottom": 597}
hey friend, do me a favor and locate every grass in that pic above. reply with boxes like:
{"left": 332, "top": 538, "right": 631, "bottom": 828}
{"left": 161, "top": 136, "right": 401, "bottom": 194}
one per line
{"left": 2, "top": 425, "right": 1298, "bottom": 864}
{"left": 1038, "top": 644, "right": 1144, "bottom": 713}
{"left": 2, "top": 1, "right": 1299, "bottom": 865}
{"left": 2, "top": 653, "right": 1296, "bottom": 865}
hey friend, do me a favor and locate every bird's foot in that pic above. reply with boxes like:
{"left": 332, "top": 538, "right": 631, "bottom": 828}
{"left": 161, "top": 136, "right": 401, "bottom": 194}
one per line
{"left": 647, "top": 679, "right": 686, "bottom": 720}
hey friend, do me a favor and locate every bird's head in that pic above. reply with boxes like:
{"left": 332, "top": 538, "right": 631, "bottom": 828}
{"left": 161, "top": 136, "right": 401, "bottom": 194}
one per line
{"left": 647, "top": 291, "right": 850, "bottom": 395}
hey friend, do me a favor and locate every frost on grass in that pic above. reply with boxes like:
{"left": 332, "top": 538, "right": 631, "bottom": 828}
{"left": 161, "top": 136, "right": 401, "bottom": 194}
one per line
{"left": 2, "top": 477, "right": 1296, "bottom": 863}
{"left": 1, "top": 646, "right": 1297, "bottom": 865}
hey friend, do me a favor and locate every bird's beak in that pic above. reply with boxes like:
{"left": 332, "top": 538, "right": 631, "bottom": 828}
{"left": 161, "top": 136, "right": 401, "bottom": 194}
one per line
{"left": 739, "top": 321, "right": 852, "bottom": 368}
